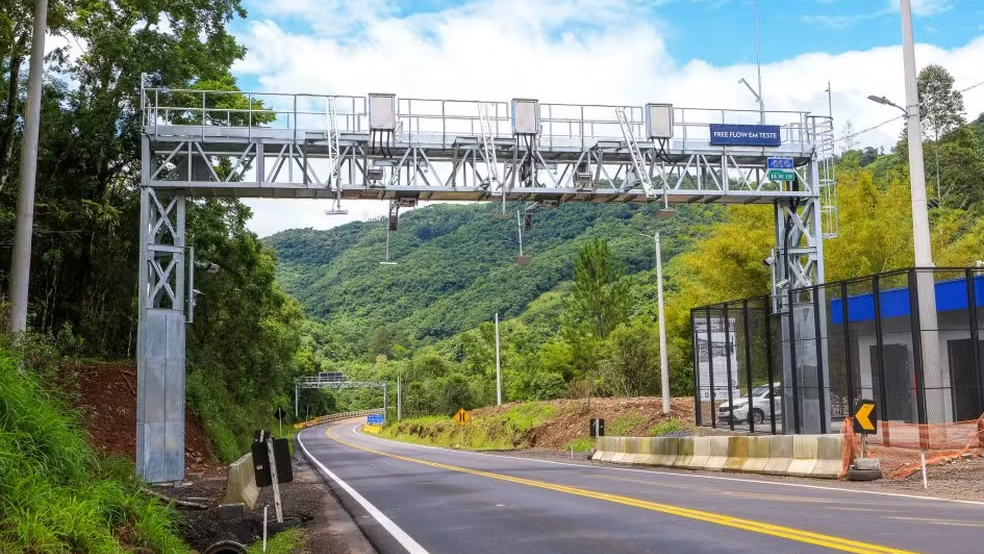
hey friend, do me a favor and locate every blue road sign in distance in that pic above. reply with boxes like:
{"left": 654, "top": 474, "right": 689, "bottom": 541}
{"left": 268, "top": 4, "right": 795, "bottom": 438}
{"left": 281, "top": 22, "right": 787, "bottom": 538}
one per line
{"left": 709, "top": 124, "right": 781, "bottom": 147}
{"left": 367, "top": 414, "right": 384, "bottom": 425}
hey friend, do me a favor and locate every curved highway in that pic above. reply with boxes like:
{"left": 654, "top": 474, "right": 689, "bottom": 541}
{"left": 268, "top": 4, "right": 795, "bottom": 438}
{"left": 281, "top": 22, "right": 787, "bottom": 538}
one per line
{"left": 297, "top": 420, "right": 984, "bottom": 554}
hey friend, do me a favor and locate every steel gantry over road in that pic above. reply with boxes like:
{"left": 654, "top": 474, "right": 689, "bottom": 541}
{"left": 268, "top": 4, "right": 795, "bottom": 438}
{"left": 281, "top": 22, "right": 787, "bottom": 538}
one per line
{"left": 293, "top": 375, "right": 389, "bottom": 420}
{"left": 136, "top": 76, "right": 837, "bottom": 482}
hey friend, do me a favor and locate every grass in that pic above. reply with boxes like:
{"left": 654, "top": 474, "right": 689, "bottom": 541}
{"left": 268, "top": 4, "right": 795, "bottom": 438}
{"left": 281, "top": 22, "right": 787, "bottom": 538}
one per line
{"left": 378, "top": 402, "right": 558, "bottom": 451}
{"left": 246, "top": 527, "right": 306, "bottom": 554}
{"left": 0, "top": 349, "right": 189, "bottom": 553}
{"left": 607, "top": 412, "right": 647, "bottom": 436}
{"left": 649, "top": 418, "right": 689, "bottom": 436}
{"left": 564, "top": 437, "right": 596, "bottom": 453}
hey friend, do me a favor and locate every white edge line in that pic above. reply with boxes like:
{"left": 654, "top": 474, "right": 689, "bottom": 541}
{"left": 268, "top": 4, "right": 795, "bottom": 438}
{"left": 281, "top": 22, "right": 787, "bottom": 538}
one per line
{"left": 347, "top": 424, "right": 984, "bottom": 508}
{"left": 297, "top": 428, "right": 431, "bottom": 554}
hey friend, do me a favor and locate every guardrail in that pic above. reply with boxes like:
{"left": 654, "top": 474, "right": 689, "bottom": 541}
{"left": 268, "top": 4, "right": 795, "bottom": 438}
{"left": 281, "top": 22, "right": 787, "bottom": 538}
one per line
{"left": 138, "top": 82, "right": 816, "bottom": 153}
{"left": 292, "top": 408, "right": 384, "bottom": 430}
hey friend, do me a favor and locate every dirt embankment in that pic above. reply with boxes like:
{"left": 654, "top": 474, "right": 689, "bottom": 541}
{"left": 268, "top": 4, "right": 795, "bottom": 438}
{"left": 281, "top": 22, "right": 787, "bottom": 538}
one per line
{"left": 70, "top": 361, "right": 222, "bottom": 475}
{"left": 480, "top": 396, "right": 694, "bottom": 448}
{"left": 386, "top": 396, "right": 696, "bottom": 451}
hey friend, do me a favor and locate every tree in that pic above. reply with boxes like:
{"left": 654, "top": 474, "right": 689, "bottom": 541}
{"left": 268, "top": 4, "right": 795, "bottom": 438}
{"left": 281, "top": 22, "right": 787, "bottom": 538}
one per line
{"left": 560, "top": 237, "right": 632, "bottom": 380}
{"left": 917, "top": 64, "right": 967, "bottom": 209}
{"left": 598, "top": 317, "right": 661, "bottom": 397}
{"left": 918, "top": 64, "right": 966, "bottom": 140}
{"left": 860, "top": 147, "right": 880, "bottom": 167}
{"left": 562, "top": 237, "right": 631, "bottom": 340}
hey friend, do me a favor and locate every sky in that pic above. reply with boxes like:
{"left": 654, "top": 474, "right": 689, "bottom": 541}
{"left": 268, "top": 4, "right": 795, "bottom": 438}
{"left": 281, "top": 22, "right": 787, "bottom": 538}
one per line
{"left": 224, "top": 0, "right": 984, "bottom": 237}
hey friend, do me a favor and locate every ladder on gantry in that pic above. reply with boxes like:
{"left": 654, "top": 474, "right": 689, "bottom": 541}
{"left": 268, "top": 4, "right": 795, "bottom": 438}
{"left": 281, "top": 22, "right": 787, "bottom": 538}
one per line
{"left": 814, "top": 116, "right": 839, "bottom": 238}
{"left": 615, "top": 107, "right": 655, "bottom": 198}
{"left": 327, "top": 97, "right": 343, "bottom": 212}
{"left": 478, "top": 103, "right": 500, "bottom": 189}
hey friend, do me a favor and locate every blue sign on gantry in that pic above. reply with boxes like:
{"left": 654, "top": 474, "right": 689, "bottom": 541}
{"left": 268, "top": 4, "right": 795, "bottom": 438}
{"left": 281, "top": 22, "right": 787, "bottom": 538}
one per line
{"left": 709, "top": 124, "right": 782, "bottom": 147}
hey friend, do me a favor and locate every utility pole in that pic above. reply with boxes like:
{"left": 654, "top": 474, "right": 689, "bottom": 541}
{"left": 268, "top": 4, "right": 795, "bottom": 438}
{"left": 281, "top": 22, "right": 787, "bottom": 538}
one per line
{"left": 9, "top": 0, "right": 48, "bottom": 334}
{"left": 900, "top": 0, "right": 932, "bottom": 271}
{"left": 900, "top": 0, "right": 941, "bottom": 426}
{"left": 494, "top": 312, "right": 502, "bottom": 405}
{"left": 654, "top": 232, "right": 670, "bottom": 414}
{"left": 637, "top": 231, "right": 671, "bottom": 413}
{"left": 397, "top": 375, "right": 402, "bottom": 422}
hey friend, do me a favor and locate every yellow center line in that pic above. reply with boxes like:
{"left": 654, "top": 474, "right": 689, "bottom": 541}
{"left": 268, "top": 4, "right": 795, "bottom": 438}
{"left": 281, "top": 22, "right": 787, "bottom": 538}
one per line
{"left": 324, "top": 425, "right": 922, "bottom": 554}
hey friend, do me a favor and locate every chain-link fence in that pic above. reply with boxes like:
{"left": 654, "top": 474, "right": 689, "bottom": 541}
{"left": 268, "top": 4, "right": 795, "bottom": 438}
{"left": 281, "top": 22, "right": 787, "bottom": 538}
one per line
{"left": 692, "top": 268, "right": 984, "bottom": 451}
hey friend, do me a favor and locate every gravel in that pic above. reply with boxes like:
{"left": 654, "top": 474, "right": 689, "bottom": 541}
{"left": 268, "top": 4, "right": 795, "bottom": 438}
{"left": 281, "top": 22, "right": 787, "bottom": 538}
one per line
{"left": 153, "top": 451, "right": 378, "bottom": 553}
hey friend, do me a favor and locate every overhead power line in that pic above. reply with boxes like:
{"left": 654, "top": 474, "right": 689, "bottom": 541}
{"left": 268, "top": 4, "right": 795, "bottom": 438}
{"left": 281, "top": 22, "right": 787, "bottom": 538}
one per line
{"left": 833, "top": 78, "right": 984, "bottom": 144}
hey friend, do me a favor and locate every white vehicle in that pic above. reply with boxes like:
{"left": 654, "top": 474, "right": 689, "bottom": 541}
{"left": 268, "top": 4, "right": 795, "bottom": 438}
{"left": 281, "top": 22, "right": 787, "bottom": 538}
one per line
{"left": 717, "top": 383, "right": 782, "bottom": 425}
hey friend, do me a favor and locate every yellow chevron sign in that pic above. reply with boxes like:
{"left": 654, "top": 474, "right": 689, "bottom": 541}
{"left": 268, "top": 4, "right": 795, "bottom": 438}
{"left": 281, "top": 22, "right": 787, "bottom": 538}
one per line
{"left": 853, "top": 401, "right": 877, "bottom": 434}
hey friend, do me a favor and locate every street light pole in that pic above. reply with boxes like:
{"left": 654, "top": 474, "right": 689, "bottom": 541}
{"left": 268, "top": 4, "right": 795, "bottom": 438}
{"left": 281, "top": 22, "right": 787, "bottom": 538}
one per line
{"left": 495, "top": 312, "right": 502, "bottom": 406}
{"left": 900, "top": 0, "right": 932, "bottom": 271}
{"left": 654, "top": 232, "right": 671, "bottom": 414}
{"left": 9, "top": 0, "right": 49, "bottom": 334}
{"left": 638, "top": 232, "right": 671, "bottom": 414}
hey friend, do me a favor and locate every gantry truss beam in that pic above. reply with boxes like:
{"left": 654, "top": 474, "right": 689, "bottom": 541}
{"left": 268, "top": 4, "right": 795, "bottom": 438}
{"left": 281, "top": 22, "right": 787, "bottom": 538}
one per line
{"left": 293, "top": 378, "right": 389, "bottom": 419}
{"left": 295, "top": 380, "right": 388, "bottom": 390}
{"left": 139, "top": 84, "right": 830, "bottom": 206}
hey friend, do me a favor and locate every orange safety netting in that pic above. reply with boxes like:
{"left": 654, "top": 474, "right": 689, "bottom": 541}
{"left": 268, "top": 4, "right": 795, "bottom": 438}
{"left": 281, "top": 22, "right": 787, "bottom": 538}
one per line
{"left": 840, "top": 414, "right": 984, "bottom": 479}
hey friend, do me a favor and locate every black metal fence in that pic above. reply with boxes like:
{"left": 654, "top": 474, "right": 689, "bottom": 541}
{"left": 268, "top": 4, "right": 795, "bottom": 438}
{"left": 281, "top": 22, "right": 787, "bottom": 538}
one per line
{"left": 692, "top": 268, "right": 984, "bottom": 447}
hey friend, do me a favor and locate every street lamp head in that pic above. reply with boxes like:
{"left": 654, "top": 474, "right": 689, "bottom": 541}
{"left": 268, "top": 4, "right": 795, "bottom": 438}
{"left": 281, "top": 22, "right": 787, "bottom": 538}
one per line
{"left": 867, "top": 95, "right": 891, "bottom": 106}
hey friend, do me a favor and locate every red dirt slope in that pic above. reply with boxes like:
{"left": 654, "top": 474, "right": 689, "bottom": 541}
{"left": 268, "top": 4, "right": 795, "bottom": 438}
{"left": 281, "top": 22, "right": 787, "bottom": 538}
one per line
{"left": 474, "top": 396, "right": 696, "bottom": 448}
{"left": 71, "top": 362, "right": 221, "bottom": 474}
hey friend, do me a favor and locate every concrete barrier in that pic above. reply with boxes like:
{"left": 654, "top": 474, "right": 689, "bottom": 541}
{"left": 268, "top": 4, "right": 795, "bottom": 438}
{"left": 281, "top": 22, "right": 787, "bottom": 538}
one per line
{"left": 723, "top": 436, "right": 748, "bottom": 472}
{"left": 591, "top": 434, "right": 846, "bottom": 480}
{"left": 687, "top": 437, "right": 710, "bottom": 470}
{"left": 812, "top": 435, "right": 846, "bottom": 479}
{"left": 704, "top": 436, "right": 730, "bottom": 471}
{"left": 742, "top": 436, "right": 772, "bottom": 473}
{"left": 221, "top": 453, "right": 259, "bottom": 510}
{"left": 762, "top": 435, "right": 793, "bottom": 475}
{"left": 787, "top": 435, "right": 819, "bottom": 477}
{"left": 673, "top": 436, "right": 695, "bottom": 468}
{"left": 653, "top": 436, "right": 679, "bottom": 467}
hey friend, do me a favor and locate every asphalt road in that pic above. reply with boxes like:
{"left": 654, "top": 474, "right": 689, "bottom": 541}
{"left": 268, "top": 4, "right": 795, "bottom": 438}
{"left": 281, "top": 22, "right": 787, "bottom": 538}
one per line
{"left": 297, "top": 421, "right": 984, "bottom": 554}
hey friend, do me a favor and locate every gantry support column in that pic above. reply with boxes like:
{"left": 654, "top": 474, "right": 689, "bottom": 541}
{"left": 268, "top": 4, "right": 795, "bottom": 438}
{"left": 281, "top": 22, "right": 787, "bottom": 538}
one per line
{"left": 773, "top": 158, "right": 830, "bottom": 435}
{"left": 136, "top": 186, "right": 187, "bottom": 483}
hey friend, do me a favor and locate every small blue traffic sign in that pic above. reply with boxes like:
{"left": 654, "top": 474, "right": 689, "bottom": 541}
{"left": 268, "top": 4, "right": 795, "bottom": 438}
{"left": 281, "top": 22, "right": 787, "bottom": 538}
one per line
{"left": 767, "top": 157, "right": 794, "bottom": 170}
{"left": 367, "top": 414, "right": 384, "bottom": 425}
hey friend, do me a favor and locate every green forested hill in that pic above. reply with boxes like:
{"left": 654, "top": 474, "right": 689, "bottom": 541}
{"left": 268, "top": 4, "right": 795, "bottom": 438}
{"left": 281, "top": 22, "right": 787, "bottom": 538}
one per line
{"left": 265, "top": 202, "right": 721, "bottom": 342}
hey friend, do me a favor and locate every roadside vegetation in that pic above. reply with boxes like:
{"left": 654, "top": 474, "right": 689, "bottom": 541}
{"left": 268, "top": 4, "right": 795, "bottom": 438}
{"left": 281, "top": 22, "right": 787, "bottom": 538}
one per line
{"left": 378, "top": 403, "right": 558, "bottom": 450}
{"left": 245, "top": 528, "right": 306, "bottom": 554}
{"left": 377, "top": 397, "right": 695, "bottom": 452}
{"left": 0, "top": 345, "right": 189, "bottom": 553}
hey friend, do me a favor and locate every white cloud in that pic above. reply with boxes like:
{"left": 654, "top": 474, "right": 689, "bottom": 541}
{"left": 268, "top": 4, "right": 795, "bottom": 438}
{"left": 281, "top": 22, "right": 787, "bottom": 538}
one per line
{"left": 895, "top": 0, "right": 953, "bottom": 17}
{"left": 233, "top": 0, "right": 984, "bottom": 237}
